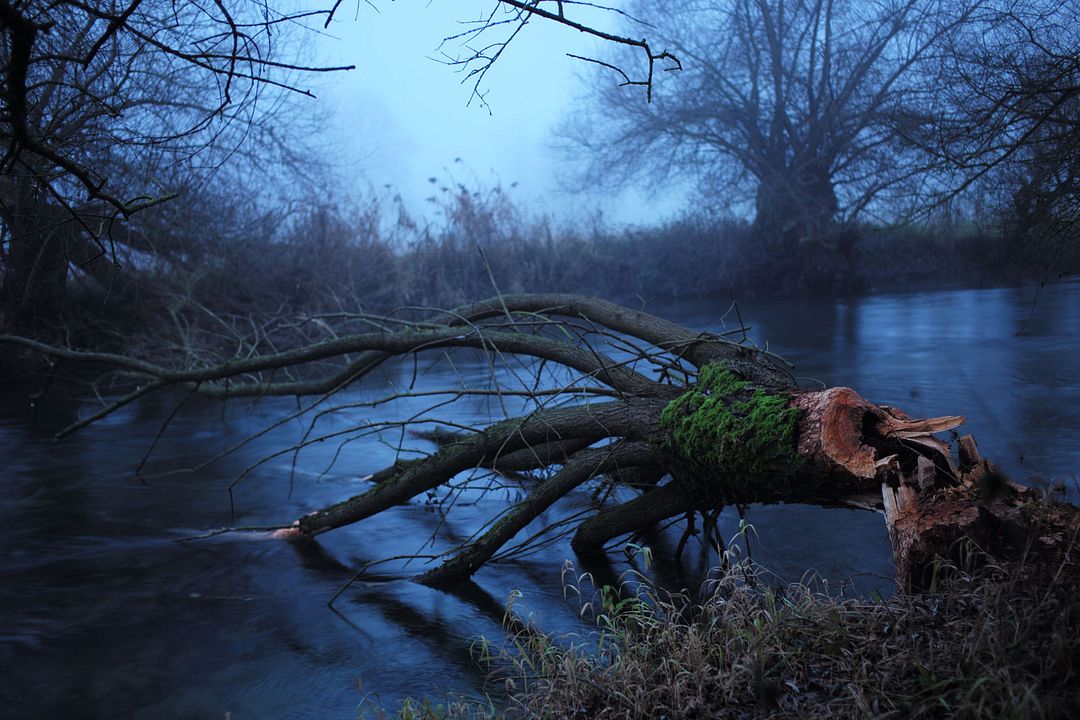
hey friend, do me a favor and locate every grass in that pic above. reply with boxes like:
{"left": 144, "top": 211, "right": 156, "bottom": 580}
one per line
{"left": 380, "top": 547, "right": 1079, "bottom": 719}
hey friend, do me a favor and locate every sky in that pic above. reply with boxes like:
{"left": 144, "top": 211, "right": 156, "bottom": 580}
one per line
{"left": 308, "top": 1, "right": 691, "bottom": 227}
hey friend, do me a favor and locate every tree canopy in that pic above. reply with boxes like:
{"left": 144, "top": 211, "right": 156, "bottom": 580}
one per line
{"left": 566, "top": 0, "right": 1078, "bottom": 280}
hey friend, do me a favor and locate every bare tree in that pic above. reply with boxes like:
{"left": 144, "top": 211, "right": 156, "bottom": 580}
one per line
{"left": 439, "top": 0, "right": 680, "bottom": 107}
{"left": 3, "top": 293, "right": 1074, "bottom": 592}
{"left": 565, "top": 0, "right": 988, "bottom": 280}
{"left": 0, "top": 0, "right": 360, "bottom": 333}
{"left": 913, "top": 0, "right": 1080, "bottom": 272}
{"left": 0, "top": 0, "right": 677, "bottom": 336}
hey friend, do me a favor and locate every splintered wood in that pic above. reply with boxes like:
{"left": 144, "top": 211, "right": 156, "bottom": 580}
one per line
{"left": 791, "top": 386, "right": 1073, "bottom": 591}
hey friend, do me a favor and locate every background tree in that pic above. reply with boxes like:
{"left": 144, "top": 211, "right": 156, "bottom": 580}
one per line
{"left": 0, "top": 0, "right": 357, "bottom": 334}
{"left": 917, "top": 0, "right": 1080, "bottom": 279}
{"left": 566, "top": 0, "right": 986, "bottom": 284}
{"left": 0, "top": 0, "right": 676, "bottom": 336}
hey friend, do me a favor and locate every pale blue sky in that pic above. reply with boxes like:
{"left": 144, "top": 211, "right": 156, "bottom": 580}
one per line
{"left": 310, "top": 1, "right": 689, "bottom": 226}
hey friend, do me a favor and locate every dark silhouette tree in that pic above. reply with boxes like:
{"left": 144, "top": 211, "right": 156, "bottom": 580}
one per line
{"left": 566, "top": 0, "right": 985, "bottom": 282}
{"left": 0, "top": 0, "right": 357, "bottom": 333}
{"left": 914, "top": 0, "right": 1080, "bottom": 276}
{"left": 0, "top": 0, "right": 673, "bottom": 335}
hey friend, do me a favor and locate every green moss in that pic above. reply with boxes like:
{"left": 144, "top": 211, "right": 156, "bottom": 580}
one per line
{"left": 658, "top": 365, "right": 800, "bottom": 498}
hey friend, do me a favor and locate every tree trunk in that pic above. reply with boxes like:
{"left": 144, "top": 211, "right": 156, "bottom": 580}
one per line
{"left": 754, "top": 165, "right": 837, "bottom": 244}
{"left": 627, "top": 377, "right": 1078, "bottom": 593}
{"left": 753, "top": 162, "right": 845, "bottom": 287}
{"left": 0, "top": 180, "right": 70, "bottom": 333}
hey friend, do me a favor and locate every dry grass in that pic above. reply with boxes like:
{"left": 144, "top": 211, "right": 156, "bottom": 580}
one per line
{"left": 386, "top": 550, "right": 1079, "bottom": 720}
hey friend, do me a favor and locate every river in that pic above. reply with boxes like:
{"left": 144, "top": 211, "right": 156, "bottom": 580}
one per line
{"left": 2, "top": 281, "right": 1078, "bottom": 718}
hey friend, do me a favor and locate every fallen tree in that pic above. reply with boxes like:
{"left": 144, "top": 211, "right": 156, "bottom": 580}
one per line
{"left": 3, "top": 294, "right": 1076, "bottom": 591}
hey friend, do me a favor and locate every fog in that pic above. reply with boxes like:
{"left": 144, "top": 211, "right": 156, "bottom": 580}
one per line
{"left": 314, "top": 2, "right": 690, "bottom": 225}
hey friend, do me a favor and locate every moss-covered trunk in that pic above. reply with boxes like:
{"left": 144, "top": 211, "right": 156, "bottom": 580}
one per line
{"left": 638, "top": 364, "right": 1079, "bottom": 593}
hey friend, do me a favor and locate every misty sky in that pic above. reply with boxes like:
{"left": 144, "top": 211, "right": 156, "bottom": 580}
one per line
{"left": 312, "top": 2, "right": 690, "bottom": 226}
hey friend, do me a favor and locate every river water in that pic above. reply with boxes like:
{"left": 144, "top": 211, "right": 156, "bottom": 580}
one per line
{"left": 2, "top": 282, "right": 1078, "bottom": 718}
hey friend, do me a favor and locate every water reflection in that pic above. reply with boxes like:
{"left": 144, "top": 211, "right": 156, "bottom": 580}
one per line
{"left": 1, "top": 281, "right": 1077, "bottom": 717}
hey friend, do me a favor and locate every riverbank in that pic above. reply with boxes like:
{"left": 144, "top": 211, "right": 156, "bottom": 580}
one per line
{"left": 133, "top": 207, "right": 1080, "bottom": 313}
{"left": 8, "top": 182, "right": 1076, "bottom": 361}
{"left": 5, "top": 221, "right": 1075, "bottom": 390}
{"left": 397, "top": 554, "right": 1080, "bottom": 719}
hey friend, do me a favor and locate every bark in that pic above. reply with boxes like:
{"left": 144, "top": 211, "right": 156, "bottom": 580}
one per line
{"left": 572, "top": 482, "right": 700, "bottom": 555}
{"left": 753, "top": 164, "right": 838, "bottom": 252}
{"left": 882, "top": 433, "right": 1080, "bottom": 592}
